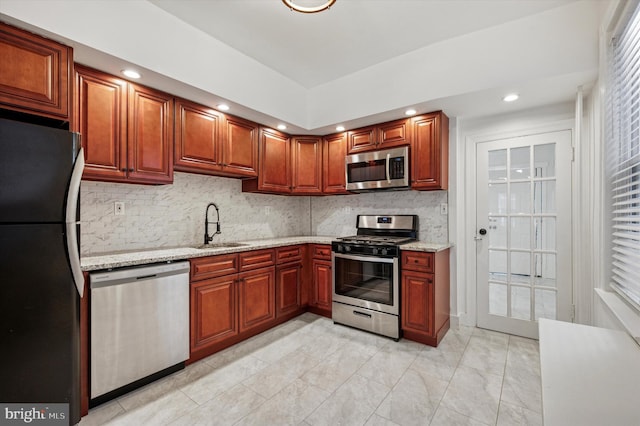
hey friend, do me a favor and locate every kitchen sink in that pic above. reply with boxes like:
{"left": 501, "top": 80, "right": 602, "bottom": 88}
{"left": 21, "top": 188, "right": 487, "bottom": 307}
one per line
{"left": 193, "top": 242, "right": 249, "bottom": 249}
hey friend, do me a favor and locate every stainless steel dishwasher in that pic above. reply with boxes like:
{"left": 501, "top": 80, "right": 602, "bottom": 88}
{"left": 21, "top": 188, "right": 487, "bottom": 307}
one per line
{"left": 90, "top": 261, "right": 190, "bottom": 401}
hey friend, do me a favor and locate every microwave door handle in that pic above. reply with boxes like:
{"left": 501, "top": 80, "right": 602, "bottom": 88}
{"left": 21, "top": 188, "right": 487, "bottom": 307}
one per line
{"left": 386, "top": 153, "right": 391, "bottom": 183}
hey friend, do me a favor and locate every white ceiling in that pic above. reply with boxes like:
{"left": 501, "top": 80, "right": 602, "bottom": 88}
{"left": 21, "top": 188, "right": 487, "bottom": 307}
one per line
{"left": 0, "top": 0, "right": 605, "bottom": 133}
{"left": 149, "top": 0, "right": 577, "bottom": 89}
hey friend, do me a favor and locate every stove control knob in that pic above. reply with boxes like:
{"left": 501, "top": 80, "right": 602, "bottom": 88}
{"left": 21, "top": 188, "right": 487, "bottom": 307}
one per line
{"left": 345, "top": 245, "right": 352, "bottom": 252}
{"left": 381, "top": 248, "right": 388, "bottom": 256}
{"left": 371, "top": 247, "right": 379, "bottom": 255}
{"left": 336, "top": 244, "right": 343, "bottom": 253}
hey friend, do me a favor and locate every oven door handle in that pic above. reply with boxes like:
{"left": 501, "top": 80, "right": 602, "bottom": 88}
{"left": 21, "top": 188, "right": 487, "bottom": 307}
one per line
{"left": 333, "top": 252, "right": 395, "bottom": 263}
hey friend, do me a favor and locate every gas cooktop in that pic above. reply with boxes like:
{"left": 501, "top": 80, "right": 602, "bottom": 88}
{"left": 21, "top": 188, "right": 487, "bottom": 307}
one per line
{"left": 336, "top": 235, "right": 415, "bottom": 246}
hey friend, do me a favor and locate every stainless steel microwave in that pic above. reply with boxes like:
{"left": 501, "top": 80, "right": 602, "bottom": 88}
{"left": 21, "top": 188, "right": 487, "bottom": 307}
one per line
{"left": 345, "top": 146, "right": 409, "bottom": 191}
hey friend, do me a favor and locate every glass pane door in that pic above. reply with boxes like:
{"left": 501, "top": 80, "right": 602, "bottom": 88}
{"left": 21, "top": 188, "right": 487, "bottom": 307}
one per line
{"left": 476, "top": 130, "right": 572, "bottom": 338}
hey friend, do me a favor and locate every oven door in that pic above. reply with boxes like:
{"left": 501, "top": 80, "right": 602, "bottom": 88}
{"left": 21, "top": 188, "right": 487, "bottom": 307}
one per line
{"left": 332, "top": 252, "right": 399, "bottom": 315}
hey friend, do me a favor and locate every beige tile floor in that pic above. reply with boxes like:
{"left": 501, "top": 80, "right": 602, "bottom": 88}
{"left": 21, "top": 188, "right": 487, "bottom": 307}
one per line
{"left": 80, "top": 313, "right": 542, "bottom": 426}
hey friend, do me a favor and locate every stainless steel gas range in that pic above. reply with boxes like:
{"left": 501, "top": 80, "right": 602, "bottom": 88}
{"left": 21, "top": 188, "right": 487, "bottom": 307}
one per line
{"left": 332, "top": 214, "right": 418, "bottom": 340}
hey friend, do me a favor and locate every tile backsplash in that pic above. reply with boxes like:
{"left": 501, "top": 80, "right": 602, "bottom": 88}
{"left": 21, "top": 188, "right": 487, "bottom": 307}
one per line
{"left": 81, "top": 173, "right": 449, "bottom": 255}
{"left": 80, "top": 172, "right": 310, "bottom": 255}
{"left": 310, "top": 190, "right": 448, "bottom": 242}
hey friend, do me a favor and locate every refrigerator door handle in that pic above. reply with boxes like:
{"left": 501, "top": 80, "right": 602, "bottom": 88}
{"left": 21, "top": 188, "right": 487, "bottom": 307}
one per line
{"left": 66, "top": 147, "right": 84, "bottom": 224}
{"left": 67, "top": 222, "right": 84, "bottom": 297}
{"left": 66, "top": 147, "right": 85, "bottom": 297}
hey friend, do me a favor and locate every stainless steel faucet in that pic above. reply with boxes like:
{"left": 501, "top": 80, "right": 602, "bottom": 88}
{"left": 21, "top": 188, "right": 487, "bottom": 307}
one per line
{"left": 204, "top": 203, "right": 221, "bottom": 245}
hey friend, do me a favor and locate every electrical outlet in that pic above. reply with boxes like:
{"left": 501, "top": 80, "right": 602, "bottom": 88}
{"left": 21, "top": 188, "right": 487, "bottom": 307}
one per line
{"left": 440, "top": 203, "right": 448, "bottom": 215}
{"left": 264, "top": 206, "right": 271, "bottom": 216}
{"left": 344, "top": 206, "right": 352, "bottom": 214}
{"left": 114, "top": 202, "right": 125, "bottom": 216}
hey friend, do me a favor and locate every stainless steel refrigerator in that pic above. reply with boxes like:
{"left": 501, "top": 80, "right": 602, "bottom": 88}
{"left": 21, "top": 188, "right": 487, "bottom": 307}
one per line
{"left": 0, "top": 117, "right": 84, "bottom": 425}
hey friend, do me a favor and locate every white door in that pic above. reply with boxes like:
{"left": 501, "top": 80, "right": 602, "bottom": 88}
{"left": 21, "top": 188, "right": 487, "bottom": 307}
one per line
{"left": 476, "top": 130, "right": 572, "bottom": 338}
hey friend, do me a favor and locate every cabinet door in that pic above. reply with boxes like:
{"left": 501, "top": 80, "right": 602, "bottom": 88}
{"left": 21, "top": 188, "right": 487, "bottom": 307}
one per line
{"left": 191, "top": 276, "right": 238, "bottom": 351}
{"left": 311, "top": 259, "right": 332, "bottom": 312}
{"left": 0, "top": 22, "right": 72, "bottom": 120}
{"left": 223, "top": 115, "right": 259, "bottom": 177}
{"left": 238, "top": 267, "right": 275, "bottom": 332}
{"left": 322, "top": 133, "right": 349, "bottom": 194}
{"left": 347, "top": 126, "right": 376, "bottom": 154}
{"left": 256, "top": 128, "right": 291, "bottom": 193}
{"left": 411, "top": 112, "right": 448, "bottom": 190}
{"left": 291, "top": 136, "right": 322, "bottom": 194}
{"left": 127, "top": 83, "right": 174, "bottom": 184}
{"left": 276, "top": 263, "right": 302, "bottom": 317}
{"left": 174, "top": 98, "right": 223, "bottom": 174}
{"left": 378, "top": 118, "right": 409, "bottom": 149}
{"left": 401, "top": 270, "right": 434, "bottom": 336}
{"left": 75, "top": 65, "right": 128, "bottom": 181}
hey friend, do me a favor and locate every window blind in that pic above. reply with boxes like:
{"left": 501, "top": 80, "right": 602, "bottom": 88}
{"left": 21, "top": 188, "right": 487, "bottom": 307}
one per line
{"left": 607, "top": 2, "right": 640, "bottom": 309}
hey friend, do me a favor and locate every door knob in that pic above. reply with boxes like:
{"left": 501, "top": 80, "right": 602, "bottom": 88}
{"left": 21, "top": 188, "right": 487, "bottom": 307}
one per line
{"left": 479, "top": 228, "right": 487, "bottom": 235}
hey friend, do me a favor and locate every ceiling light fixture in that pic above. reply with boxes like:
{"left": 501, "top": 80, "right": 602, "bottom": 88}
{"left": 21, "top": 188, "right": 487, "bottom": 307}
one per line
{"left": 277, "top": 124, "right": 287, "bottom": 130}
{"left": 121, "top": 69, "right": 141, "bottom": 79}
{"left": 405, "top": 109, "right": 417, "bottom": 116}
{"left": 217, "top": 104, "right": 230, "bottom": 111}
{"left": 503, "top": 93, "right": 519, "bottom": 102}
{"left": 282, "top": 0, "right": 336, "bottom": 14}
{"left": 336, "top": 125, "right": 345, "bottom": 132}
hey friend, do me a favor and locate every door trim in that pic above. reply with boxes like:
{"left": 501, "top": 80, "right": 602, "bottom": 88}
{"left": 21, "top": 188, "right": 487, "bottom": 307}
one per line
{"left": 461, "top": 119, "right": 575, "bottom": 328}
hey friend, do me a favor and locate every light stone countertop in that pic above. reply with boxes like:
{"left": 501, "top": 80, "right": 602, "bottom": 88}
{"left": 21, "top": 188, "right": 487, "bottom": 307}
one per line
{"left": 81, "top": 236, "right": 451, "bottom": 271}
{"left": 539, "top": 319, "right": 640, "bottom": 426}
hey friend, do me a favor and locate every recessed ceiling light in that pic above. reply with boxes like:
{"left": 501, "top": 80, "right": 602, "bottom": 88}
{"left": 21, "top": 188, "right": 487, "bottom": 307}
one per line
{"left": 121, "top": 69, "right": 141, "bottom": 79}
{"left": 336, "top": 125, "right": 345, "bottom": 132}
{"left": 405, "top": 109, "right": 417, "bottom": 116}
{"left": 277, "top": 124, "right": 287, "bottom": 131}
{"left": 503, "top": 93, "right": 519, "bottom": 102}
{"left": 217, "top": 104, "right": 230, "bottom": 111}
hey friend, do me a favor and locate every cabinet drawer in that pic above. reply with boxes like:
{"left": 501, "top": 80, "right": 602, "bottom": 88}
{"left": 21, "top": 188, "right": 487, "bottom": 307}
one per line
{"left": 239, "top": 249, "right": 275, "bottom": 272}
{"left": 312, "top": 244, "right": 332, "bottom": 260}
{"left": 276, "top": 245, "right": 303, "bottom": 264}
{"left": 401, "top": 251, "right": 434, "bottom": 273}
{"left": 191, "top": 254, "right": 239, "bottom": 281}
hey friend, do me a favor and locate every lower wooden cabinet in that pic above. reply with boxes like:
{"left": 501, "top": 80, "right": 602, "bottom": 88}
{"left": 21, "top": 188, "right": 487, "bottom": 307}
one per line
{"left": 276, "top": 263, "right": 302, "bottom": 317}
{"left": 189, "top": 250, "right": 275, "bottom": 361}
{"left": 310, "top": 258, "right": 332, "bottom": 318}
{"left": 401, "top": 249, "right": 450, "bottom": 346}
{"left": 189, "top": 245, "right": 307, "bottom": 362}
{"left": 191, "top": 275, "right": 238, "bottom": 350}
{"left": 238, "top": 267, "right": 275, "bottom": 332}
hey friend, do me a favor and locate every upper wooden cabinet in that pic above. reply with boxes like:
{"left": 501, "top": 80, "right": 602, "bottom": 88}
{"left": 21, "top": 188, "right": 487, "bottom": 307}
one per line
{"left": 74, "top": 65, "right": 127, "bottom": 181}
{"left": 127, "top": 83, "right": 174, "bottom": 184}
{"left": 243, "top": 127, "right": 291, "bottom": 194}
{"left": 347, "top": 118, "right": 409, "bottom": 154}
{"left": 174, "top": 99, "right": 258, "bottom": 178}
{"left": 322, "top": 132, "right": 349, "bottom": 194}
{"left": 75, "top": 65, "right": 173, "bottom": 184}
{"left": 0, "top": 22, "right": 72, "bottom": 121}
{"left": 292, "top": 136, "right": 322, "bottom": 195}
{"left": 410, "top": 111, "right": 449, "bottom": 191}
{"left": 347, "top": 126, "right": 376, "bottom": 153}
{"left": 223, "top": 115, "right": 259, "bottom": 177}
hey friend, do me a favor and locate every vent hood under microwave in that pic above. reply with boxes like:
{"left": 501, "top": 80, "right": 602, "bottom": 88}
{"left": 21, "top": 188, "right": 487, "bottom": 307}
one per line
{"left": 345, "top": 146, "right": 409, "bottom": 192}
